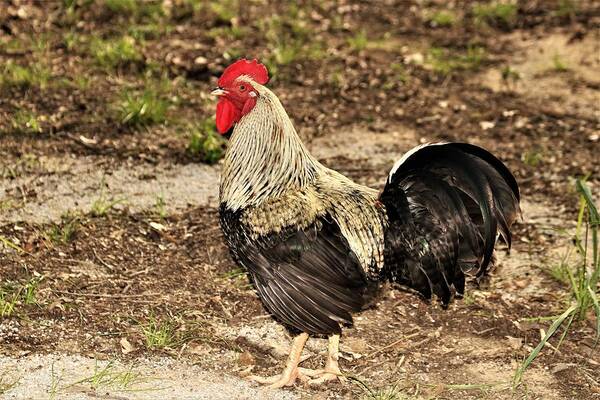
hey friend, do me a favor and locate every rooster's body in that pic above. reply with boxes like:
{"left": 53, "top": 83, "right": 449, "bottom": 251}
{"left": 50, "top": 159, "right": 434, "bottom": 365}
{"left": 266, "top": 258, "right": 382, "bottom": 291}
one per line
{"left": 213, "top": 59, "right": 520, "bottom": 387}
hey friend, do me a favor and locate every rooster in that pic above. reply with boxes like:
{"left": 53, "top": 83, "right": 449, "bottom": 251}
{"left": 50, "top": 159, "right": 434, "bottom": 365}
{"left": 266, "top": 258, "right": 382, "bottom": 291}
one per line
{"left": 213, "top": 59, "right": 520, "bottom": 387}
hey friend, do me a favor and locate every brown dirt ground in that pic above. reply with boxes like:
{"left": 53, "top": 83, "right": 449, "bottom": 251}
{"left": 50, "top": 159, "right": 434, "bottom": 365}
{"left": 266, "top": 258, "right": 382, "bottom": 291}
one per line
{"left": 1, "top": 1, "right": 599, "bottom": 399}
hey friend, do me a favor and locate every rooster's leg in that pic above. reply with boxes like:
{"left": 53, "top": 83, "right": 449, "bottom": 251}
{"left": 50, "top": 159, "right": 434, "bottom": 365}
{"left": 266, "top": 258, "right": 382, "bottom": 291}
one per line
{"left": 299, "top": 334, "right": 346, "bottom": 385}
{"left": 248, "top": 332, "right": 309, "bottom": 388}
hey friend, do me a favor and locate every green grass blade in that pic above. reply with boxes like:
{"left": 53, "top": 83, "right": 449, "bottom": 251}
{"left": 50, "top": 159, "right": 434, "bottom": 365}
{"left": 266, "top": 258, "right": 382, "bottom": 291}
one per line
{"left": 575, "top": 196, "right": 586, "bottom": 254}
{"left": 565, "top": 266, "right": 581, "bottom": 301}
{"left": 347, "top": 375, "right": 376, "bottom": 397}
{"left": 577, "top": 179, "right": 600, "bottom": 225}
{"left": 587, "top": 285, "right": 600, "bottom": 345}
{"left": 513, "top": 304, "right": 578, "bottom": 387}
{"left": 577, "top": 179, "right": 599, "bottom": 284}
{"left": 555, "top": 311, "right": 575, "bottom": 350}
{"left": 0, "top": 235, "right": 24, "bottom": 253}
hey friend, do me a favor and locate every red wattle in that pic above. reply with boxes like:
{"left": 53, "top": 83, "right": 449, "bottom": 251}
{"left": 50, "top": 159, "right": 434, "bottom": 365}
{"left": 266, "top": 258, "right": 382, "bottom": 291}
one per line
{"left": 216, "top": 98, "right": 240, "bottom": 134}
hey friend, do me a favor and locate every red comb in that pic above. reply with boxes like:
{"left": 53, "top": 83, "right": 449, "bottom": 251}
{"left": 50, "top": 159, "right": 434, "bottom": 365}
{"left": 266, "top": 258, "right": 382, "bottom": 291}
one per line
{"left": 218, "top": 59, "right": 269, "bottom": 87}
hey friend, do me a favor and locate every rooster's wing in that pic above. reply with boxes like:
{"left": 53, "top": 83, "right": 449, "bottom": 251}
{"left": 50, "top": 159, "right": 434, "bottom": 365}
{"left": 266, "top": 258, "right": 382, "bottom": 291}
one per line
{"left": 220, "top": 208, "right": 373, "bottom": 335}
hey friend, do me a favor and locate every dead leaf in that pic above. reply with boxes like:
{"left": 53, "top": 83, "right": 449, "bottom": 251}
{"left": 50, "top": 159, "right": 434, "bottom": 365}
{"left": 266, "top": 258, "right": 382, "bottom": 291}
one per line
{"left": 149, "top": 222, "right": 167, "bottom": 232}
{"left": 238, "top": 365, "right": 254, "bottom": 377}
{"left": 120, "top": 337, "right": 135, "bottom": 354}
{"left": 551, "top": 363, "right": 576, "bottom": 374}
{"left": 344, "top": 337, "right": 368, "bottom": 354}
{"left": 187, "top": 344, "right": 209, "bottom": 355}
{"left": 238, "top": 351, "right": 255, "bottom": 367}
{"left": 505, "top": 336, "right": 523, "bottom": 350}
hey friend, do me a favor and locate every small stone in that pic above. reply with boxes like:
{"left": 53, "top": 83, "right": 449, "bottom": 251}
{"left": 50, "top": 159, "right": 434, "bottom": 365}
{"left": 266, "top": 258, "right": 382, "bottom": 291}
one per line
{"left": 17, "top": 7, "right": 28, "bottom": 19}
{"left": 480, "top": 121, "right": 495, "bottom": 130}
{"left": 404, "top": 53, "right": 424, "bottom": 65}
{"left": 194, "top": 56, "right": 208, "bottom": 65}
{"left": 515, "top": 117, "right": 529, "bottom": 129}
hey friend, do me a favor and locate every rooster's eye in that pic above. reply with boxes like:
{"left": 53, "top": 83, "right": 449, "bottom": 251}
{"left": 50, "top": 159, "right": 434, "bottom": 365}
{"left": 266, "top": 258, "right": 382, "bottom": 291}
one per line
{"left": 239, "top": 84, "right": 246, "bottom": 92}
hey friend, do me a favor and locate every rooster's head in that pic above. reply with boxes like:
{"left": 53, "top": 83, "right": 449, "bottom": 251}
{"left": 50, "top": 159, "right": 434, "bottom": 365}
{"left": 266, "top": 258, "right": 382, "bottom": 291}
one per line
{"left": 212, "top": 59, "right": 269, "bottom": 134}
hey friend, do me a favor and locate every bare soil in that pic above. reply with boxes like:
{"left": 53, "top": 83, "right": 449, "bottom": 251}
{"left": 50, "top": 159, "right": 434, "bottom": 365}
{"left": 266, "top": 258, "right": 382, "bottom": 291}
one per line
{"left": 1, "top": 1, "right": 599, "bottom": 399}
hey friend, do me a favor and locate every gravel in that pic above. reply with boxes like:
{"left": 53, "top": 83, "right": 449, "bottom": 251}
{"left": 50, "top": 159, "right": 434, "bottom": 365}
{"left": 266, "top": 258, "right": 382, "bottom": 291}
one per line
{"left": 0, "top": 353, "right": 298, "bottom": 400}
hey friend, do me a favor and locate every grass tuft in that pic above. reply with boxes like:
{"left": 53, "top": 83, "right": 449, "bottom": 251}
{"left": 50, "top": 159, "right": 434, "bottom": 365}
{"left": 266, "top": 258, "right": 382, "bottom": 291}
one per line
{"left": 0, "top": 277, "right": 42, "bottom": 318}
{"left": 105, "top": 0, "right": 139, "bottom": 15}
{"left": 259, "top": 9, "right": 325, "bottom": 77}
{"left": 350, "top": 377, "right": 403, "bottom": 400}
{"left": 45, "top": 213, "right": 80, "bottom": 245}
{"left": 138, "top": 313, "right": 216, "bottom": 351}
{"left": 0, "top": 374, "right": 20, "bottom": 395}
{"left": 521, "top": 148, "right": 543, "bottom": 167}
{"left": 551, "top": 54, "right": 569, "bottom": 72}
{"left": 104, "top": 0, "right": 164, "bottom": 21}
{"left": 428, "top": 10, "right": 458, "bottom": 27}
{"left": 382, "top": 63, "right": 409, "bottom": 90}
{"left": 472, "top": 1, "right": 518, "bottom": 29}
{"left": 64, "top": 361, "right": 147, "bottom": 391}
{"left": 143, "top": 316, "right": 175, "bottom": 349}
{"left": 91, "top": 183, "right": 126, "bottom": 217}
{"left": 0, "top": 235, "right": 25, "bottom": 253}
{"left": 154, "top": 194, "right": 168, "bottom": 219}
{"left": 128, "top": 22, "right": 171, "bottom": 41}
{"left": 207, "top": 25, "right": 247, "bottom": 42}
{"left": 554, "top": 0, "right": 578, "bottom": 18}
{"left": 63, "top": 30, "right": 83, "bottom": 52}
{"left": 544, "top": 252, "right": 572, "bottom": 284}
{"left": 1, "top": 62, "right": 51, "bottom": 89}
{"left": 48, "top": 362, "right": 62, "bottom": 400}
{"left": 187, "top": 119, "right": 227, "bottom": 164}
{"left": 501, "top": 65, "right": 520, "bottom": 81}
{"left": 209, "top": 0, "right": 239, "bottom": 23}
{"left": 347, "top": 30, "right": 369, "bottom": 52}
{"left": 120, "top": 87, "right": 169, "bottom": 127}
{"left": 428, "top": 46, "right": 487, "bottom": 75}
{"left": 0, "top": 291, "right": 18, "bottom": 318}
{"left": 90, "top": 36, "right": 143, "bottom": 70}
{"left": 10, "top": 111, "right": 43, "bottom": 134}
{"left": 514, "top": 178, "right": 599, "bottom": 386}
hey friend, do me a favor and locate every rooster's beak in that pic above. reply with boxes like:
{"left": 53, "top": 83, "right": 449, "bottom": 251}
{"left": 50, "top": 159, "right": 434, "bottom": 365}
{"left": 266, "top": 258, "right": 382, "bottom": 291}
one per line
{"left": 211, "top": 88, "right": 227, "bottom": 96}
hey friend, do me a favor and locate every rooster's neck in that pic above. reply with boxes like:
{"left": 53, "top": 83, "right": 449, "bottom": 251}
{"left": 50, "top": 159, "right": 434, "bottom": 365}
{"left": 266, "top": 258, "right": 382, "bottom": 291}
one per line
{"left": 219, "top": 89, "right": 321, "bottom": 211}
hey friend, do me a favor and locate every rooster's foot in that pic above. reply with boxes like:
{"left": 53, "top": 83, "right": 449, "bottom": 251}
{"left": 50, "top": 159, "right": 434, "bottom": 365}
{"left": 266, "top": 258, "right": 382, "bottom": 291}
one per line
{"left": 248, "top": 367, "right": 310, "bottom": 388}
{"left": 247, "top": 333, "right": 347, "bottom": 387}
{"left": 299, "top": 334, "right": 346, "bottom": 385}
{"left": 248, "top": 332, "right": 309, "bottom": 388}
{"left": 298, "top": 366, "right": 346, "bottom": 385}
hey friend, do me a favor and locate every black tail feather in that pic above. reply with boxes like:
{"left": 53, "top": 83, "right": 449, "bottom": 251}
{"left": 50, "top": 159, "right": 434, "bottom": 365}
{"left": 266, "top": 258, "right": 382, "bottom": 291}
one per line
{"left": 381, "top": 142, "right": 520, "bottom": 302}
